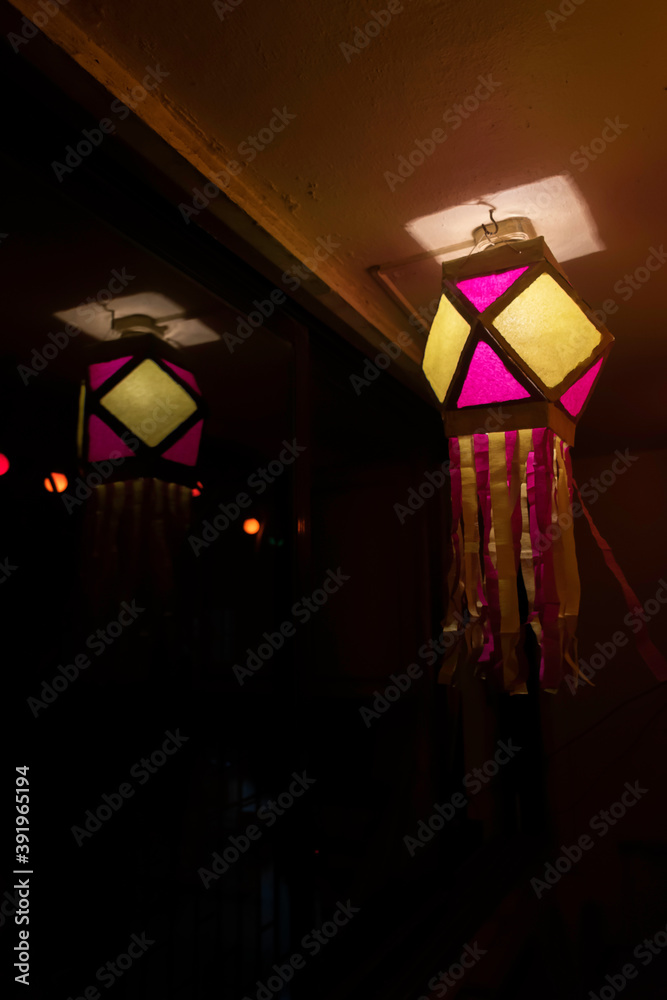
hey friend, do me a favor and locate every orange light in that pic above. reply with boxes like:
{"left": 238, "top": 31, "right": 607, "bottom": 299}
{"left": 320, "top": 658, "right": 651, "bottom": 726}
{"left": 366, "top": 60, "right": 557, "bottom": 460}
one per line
{"left": 44, "top": 472, "right": 68, "bottom": 493}
{"left": 0, "top": 453, "right": 9, "bottom": 475}
{"left": 192, "top": 481, "right": 203, "bottom": 497}
{"left": 243, "top": 518, "right": 260, "bottom": 535}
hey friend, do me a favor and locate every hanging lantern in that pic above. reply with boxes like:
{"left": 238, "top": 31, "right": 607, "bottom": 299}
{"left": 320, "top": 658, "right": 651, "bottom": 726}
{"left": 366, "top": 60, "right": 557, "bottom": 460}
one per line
{"left": 78, "top": 317, "right": 205, "bottom": 487}
{"left": 422, "top": 234, "right": 615, "bottom": 693}
{"left": 77, "top": 317, "right": 206, "bottom": 615}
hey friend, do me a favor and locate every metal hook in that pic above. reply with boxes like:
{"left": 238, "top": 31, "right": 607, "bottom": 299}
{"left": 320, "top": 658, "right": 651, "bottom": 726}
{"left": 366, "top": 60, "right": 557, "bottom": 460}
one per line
{"left": 481, "top": 208, "right": 499, "bottom": 241}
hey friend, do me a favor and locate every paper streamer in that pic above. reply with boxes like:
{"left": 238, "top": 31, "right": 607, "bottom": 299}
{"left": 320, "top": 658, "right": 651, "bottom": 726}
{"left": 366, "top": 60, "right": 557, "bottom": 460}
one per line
{"left": 441, "top": 428, "right": 583, "bottom": 692}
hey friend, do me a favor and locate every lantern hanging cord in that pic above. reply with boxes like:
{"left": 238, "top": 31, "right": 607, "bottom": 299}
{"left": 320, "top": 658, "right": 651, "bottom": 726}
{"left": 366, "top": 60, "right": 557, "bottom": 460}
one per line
{"left": 103, "top": 306, "right": 117, "bottom": 341}
{"left": 465, "top": 209, "right": 497, "bottom": 257}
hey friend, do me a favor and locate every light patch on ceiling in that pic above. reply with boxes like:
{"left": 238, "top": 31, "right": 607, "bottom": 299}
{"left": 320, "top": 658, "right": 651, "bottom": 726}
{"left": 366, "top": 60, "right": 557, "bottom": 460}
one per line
{"left": 54, "top": 291, "right": 221, "bottom": 345}
{"left": 405, "top": 175, "right": 605, "bottom": 263}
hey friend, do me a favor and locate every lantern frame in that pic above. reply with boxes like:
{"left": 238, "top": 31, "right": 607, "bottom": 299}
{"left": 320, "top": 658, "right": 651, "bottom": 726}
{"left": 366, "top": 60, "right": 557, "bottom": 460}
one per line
{"left": 79, "top": 333, "right": 206, "bottom": 487}
{"left": 425, "top": 237, "right": 614, "bottom": 445}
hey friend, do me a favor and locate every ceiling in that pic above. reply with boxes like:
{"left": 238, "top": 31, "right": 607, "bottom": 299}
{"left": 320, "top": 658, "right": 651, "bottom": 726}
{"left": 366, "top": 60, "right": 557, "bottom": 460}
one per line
{"left": 6, "top": 0, "right": 667, "bottom": 454}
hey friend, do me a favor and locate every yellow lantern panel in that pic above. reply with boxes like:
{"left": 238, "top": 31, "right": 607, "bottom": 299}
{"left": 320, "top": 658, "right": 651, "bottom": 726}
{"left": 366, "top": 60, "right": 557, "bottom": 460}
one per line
{"left": 100, "top": 359, "right": 197, "bottom": 447}
{"left": 421, "top": 294, "right": 470, "bottom": 402}
{"left": 493, "top": 273, "right": 602, "bottom": 388}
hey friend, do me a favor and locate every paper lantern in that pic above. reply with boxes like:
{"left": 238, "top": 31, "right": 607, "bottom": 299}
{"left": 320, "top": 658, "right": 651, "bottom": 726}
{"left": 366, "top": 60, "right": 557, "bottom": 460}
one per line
{"left": 422, "top": 236, "right": 615, "bottom": 693}
{"left": 78, "top": 331, "right": 205, "bottom": 487}
{"left": 77, "top": 327, "right": 205, "bottom": 615}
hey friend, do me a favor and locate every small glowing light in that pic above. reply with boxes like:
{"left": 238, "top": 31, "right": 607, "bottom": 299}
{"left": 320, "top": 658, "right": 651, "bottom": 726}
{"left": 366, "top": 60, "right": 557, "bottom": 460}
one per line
{"left": 192, "top": 480, "right": 203, "bottom": 497}
{"left": 243, "top": 518, "right": 261, "bottom": 535}
{"left": 0, "top": 453, "right": 9, "bottom": 475}
{"left": 44, "top": 472, "right": 68, "bottom": 493}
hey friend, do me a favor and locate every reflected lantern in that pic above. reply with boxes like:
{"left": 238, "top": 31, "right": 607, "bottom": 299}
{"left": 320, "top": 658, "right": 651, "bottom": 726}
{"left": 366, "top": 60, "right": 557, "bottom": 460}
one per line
{"left": 77, "top": 318, "right": 206, "bottom": 615}
{"left": 79, "top": 323, "right": 205, "bottom": 486}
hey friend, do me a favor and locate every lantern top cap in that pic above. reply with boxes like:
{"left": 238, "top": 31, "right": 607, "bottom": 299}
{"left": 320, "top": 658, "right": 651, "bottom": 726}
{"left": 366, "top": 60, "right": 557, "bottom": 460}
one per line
{"left": 84, "top": 329, "right": 188, "bottom": 364}
{"left": 114, "top": 314, "right": 169, "bottom": 339}
{"left": 442, "top": 235, "right": 563, "bottom": 283}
